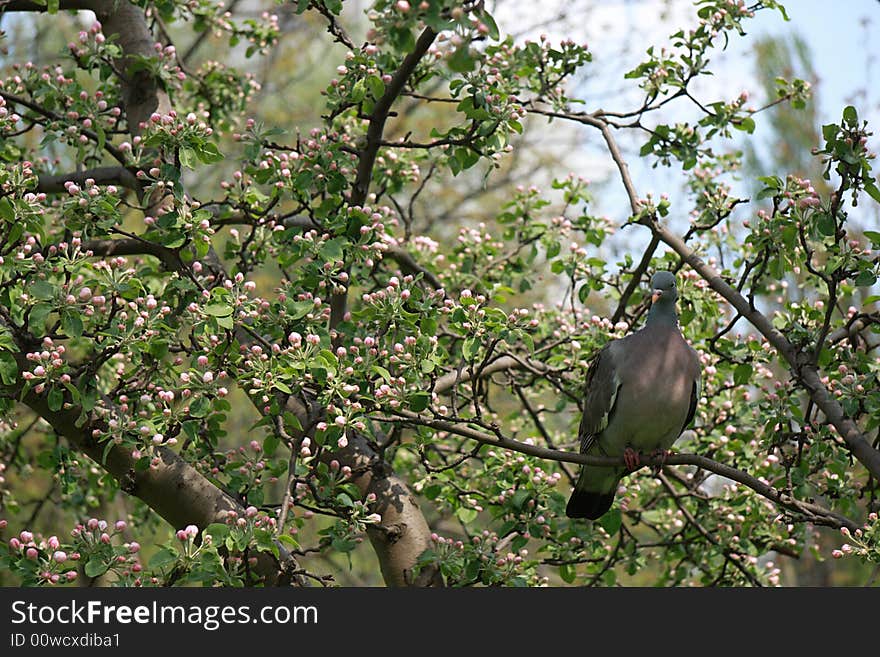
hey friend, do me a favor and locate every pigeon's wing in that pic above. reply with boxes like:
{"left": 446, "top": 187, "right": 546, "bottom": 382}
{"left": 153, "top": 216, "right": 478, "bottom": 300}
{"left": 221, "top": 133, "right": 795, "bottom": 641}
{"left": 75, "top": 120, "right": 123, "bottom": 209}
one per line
{"left": 678, "top": 351, "right": 701, "bottom": 435}
{"left": 577, "top": 343, "right": 622, "bottom": 454}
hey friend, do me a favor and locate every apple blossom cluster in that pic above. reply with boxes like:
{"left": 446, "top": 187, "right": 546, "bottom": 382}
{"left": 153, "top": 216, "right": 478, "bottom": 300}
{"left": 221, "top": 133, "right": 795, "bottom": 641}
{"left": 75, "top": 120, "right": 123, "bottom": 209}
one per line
{"left": 0, "top": 518, "right": 141, "bottom": 586}
{"left": 170, "top": 2, "right": 280, "bottom": 58}
{"left": 56, "top": 176, "right": 123, "bottom": 235}
{"left": 417, "top": 529, "right": 546, "bottom": 586}
{"left": 626, "top": 0, "right": 764, "bottom": 98}
{"left": 363, "top": 1, "right": 493, "bottom": 51}
{"left": 136, "top": 109, "right": 220, "bottom": 172}
{"left": 686, "top": 153, "right": 743, "bottom": 229}
{"left": 190, "top": 60, "right": 262, "bottom": 126}
{"left": 831, "top": 516, "right": 880, "bottom": 564}
{"left": 0, "top": 461, "right": 9, "bottom": 503}
{"left": 474, "top": 35, "right": 592, "bottom": 112}
{"left": 2, "top": 57, "right": 121, "bottom": 155}
{"left": 139, "top": 42, "right": 189, "bottom": 96}
{"left": 414, "top": 445, "right": 600, "bottom": 585}
{"left": 66, "top": 20, "right": 119, "bottom": 63}
{"left": 0, "top": 93, "right": 21, "bottom": 137}
{"left": 240, "top": 127, "right": 358, "bottom": 206}
{"left": 324, "top": 47, "right": 393, "bottom": 116}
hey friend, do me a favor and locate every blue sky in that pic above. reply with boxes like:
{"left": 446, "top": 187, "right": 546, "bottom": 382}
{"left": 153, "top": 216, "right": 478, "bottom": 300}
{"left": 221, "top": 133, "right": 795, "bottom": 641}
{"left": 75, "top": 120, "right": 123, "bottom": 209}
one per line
{"left": 737, "top": 0, "right": 880, "bottom": 126}
{"left": 492, "top": 0, "right": 880, "bottom": 271}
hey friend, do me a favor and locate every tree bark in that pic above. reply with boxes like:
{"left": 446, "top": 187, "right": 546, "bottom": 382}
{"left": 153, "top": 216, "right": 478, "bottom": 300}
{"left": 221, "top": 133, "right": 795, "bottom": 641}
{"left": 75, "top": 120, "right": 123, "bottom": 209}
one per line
{"left": 3, "top": 0, "right": 440, "bottom": 586}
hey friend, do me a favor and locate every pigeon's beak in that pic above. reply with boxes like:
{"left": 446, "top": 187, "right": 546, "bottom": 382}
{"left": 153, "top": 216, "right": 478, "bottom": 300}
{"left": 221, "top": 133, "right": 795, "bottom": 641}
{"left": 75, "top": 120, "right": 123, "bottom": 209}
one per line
{"left": 651, "top": 289, "right": 662, "bottom": 304}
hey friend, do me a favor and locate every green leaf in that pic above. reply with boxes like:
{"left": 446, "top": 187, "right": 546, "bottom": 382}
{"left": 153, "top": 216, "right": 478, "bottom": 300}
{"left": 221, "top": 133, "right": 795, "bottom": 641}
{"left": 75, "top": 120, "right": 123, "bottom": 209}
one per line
{"left": 318, "top": 238, "right": 345, "bottom": 263}
{"left": 366, "top": 75, "right": 385, "bottom": 100}
{"left": 816, "top": 213, "right": 836, "bottom": 237}
{"left": 448, "top": 44, "right": 475, "bottom": 73}
{"left": 733, "top": 363, "right": 753, "bottom": 386}
{"left": 456, "top": 507, "right": 478, "bottom": 524}
{"left": 733, "top": 117, "right": 755, "bottom": 134}
{"left": 578, "top": 284, "right": 590, "bottom": 304}
{"left": 597, "top": 507, "right": 622, "bottom": 534}
{"left": 864, "top": 230, "right": 880, "bottom": 248}
{"left": 843, "top": 105, "right": 858, "bottom": 126}
{"left": 204, "top": 523, "right": 229, "bottom": 540}
{"left": 350, "top": 79, "right": 366, "bottom": 103}
{"left": 462, "top": 337, "right": 479, "bottom": 360}
{"left": 30, "top": 280, "right": 55, "bottom": 301}
{"left": 84, "top": 557, "right": 108, "bottom": 578}
{"left": 423, "top": 484, "right": 442, "bottom": 500}
{"left": 408, "top": 391, "right": 430, "bottom": 413}
{"left": 148, "top": 547, "right": 179, "bottom": 569}
{"left": 47, "top": 387, "right": 64, "bottom": 412}
{"left": 821, "top": 123, "right": 839, "bottom": 142}
{"left": 854, "top": 269, "right": 877, "bottom": 287}
{"left": 62, "top": 312, "right": 83, "bottom": 338}
{"left": 0, "top": 196, "right": 14, "bottom": 222}
{"left": 331, "top": 537, "right": 356, "bottom": 553}
{"left": 511, "top": 489, "right": 530, "bottom": 510}
{"left": 204, "top": 302, "right": 232, "bottom": 317}
{"left": 481, "top": 12, "right": 500, "bottom": 40}
{"left": 179, "top": 147, "right": 197, "bottom": 170}
{"left": 189, "top": 396, "right": 211, "bottom": 418}
{"left": 559, "top": 563, "right": 577, "bottom": 584}
{"left": 278, "top": 534, "right": 299, "bottom": 550}
{"left": 0, "top": 351, "right": 17, "bottom": 385}
{"left": 195, "top": 142, "right": 224, "bottom": 164}
{"left": 863, "top": 182, "right": 880, "bottom": 205}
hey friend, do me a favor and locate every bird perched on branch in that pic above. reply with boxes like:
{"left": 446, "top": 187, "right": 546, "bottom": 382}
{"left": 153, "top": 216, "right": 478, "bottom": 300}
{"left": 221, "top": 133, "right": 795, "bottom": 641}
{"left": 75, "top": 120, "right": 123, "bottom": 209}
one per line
{"left": 566, "top": 271, "right": 701, "bottom": 520}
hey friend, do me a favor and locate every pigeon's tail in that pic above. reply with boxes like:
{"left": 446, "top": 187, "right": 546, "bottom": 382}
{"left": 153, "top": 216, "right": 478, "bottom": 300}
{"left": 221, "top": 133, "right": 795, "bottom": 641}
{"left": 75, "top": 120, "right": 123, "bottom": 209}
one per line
{"left": 565, "top": 489, "right": 616, "bottom": 519}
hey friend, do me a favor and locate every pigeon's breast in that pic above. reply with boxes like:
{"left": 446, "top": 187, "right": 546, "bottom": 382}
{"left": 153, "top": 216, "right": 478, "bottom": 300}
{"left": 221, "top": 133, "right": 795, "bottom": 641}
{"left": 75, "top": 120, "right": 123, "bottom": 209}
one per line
{"left": 601, "top": 327, "right": 695, "bottom": 453}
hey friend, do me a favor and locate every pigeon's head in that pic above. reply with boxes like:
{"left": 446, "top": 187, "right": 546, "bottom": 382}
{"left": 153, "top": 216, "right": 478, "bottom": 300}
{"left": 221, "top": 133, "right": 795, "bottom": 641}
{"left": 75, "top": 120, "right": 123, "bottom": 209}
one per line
{"left": 650, "top": 270, "right": 678, "bottom": 306}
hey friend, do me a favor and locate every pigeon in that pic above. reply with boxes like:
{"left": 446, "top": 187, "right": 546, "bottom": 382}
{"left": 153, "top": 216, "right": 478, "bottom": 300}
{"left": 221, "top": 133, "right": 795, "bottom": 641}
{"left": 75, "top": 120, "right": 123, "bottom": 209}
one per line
{"left": 566, "top": 271, "right": 701, "bottom": 520}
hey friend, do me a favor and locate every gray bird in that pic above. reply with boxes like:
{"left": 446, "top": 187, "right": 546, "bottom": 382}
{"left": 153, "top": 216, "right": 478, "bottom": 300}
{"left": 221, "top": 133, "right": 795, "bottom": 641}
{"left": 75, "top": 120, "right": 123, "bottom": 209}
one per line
{"left": 566, "top": 271, "right": 701, "bottom": 520}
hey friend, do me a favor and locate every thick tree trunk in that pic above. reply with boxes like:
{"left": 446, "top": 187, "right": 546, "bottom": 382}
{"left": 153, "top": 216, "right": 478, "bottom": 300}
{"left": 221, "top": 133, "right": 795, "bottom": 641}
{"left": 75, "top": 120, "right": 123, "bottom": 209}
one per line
{"left": 2, "top": 0, "right": 440, "bottom": 587}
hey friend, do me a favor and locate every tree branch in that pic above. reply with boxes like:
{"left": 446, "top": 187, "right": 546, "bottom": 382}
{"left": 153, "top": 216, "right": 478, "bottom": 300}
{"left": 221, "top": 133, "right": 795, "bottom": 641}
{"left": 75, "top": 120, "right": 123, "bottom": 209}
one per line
{"left": 433, "top": 355, "right": 551, "bottom": 395}
{"left": 379, "top": 409, "right": 859, "bottom": 532}
{"left": 0, "top": 90, "right": 128, "bottom": 166}
{"left": 81, "top": 238, "right": 184, "bottom": 271}
{"left": 611, "top": 233, "right": 660, "bottom": 324}
{"left": 384, "top": 244, "right": 443, "bottom": 290}
{"left": 37, "top": 167, "right": 140, "bottom": 194}
{"left": 331, "top": 25, "right": 439, "bottom": 330}
{"left": 0, "top": 353, "right": 287, "bottom": 584}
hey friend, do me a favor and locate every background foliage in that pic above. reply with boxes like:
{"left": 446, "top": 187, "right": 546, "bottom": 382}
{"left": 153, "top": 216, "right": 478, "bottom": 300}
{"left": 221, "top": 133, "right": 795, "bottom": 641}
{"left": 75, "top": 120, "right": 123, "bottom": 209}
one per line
{"left": 0, "top": 0, "right": 878, "bottom": 587}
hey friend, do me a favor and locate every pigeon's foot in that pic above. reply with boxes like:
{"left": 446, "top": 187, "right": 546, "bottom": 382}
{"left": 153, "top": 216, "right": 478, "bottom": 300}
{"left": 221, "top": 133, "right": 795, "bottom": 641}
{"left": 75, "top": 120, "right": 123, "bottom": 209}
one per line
{"left": 649, "top": 449, "right": 671, "bottom": 475}
{"left": 623, "top": 447, "right": 641, "bottom": 471}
